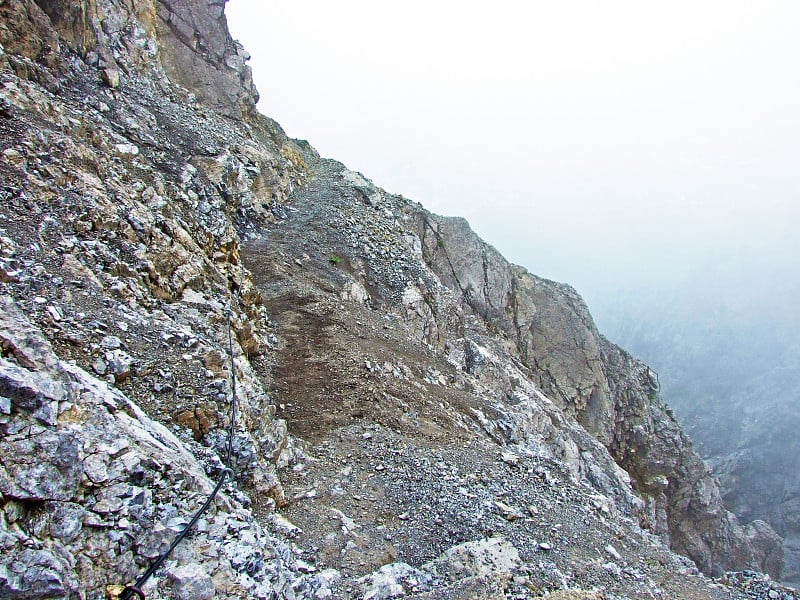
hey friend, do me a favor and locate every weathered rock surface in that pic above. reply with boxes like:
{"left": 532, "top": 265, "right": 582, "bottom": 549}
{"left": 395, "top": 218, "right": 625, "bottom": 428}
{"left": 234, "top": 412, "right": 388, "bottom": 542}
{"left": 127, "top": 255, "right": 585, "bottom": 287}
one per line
{"left": 0, "top": 297, "right": 320, "bottom": 599}
{"left": 0, "top": 0, "right": 794, "bottom": 598}
{"left": 410, "top": 211, "right": 783, "bottom": 578}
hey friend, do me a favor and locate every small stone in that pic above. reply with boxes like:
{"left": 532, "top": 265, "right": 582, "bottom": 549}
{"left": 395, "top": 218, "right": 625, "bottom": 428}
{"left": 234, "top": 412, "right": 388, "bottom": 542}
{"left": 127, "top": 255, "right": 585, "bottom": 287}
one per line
{"left": 46, "top": 305, "right": 63, "bottom": 321}
{"left": 494, "top": 500, "right": 524, "bottom": 521}
{"left": 170, "top": 564, "right": 215, "bottom": 600}
{"left": 500, "top": 451, "right": 520, "bottom": 466}
{"left": 114, "top": 143, "right": 139, "bottom": 157}
{"left": 82, "top": 512, "right": 109, "bottom": 528}
{"left": 47, "top": 501, "right": 85, "bottom": 543}
{"left": 0, "top": 395, "right": 10, "bottom": 415}
{"left": 105, "top": 350, "right": 133, "bottom": 383}
{"left": 103, "top": 67, "right": 120, "bottom": 88}
{"left": 101, "top": 335, "right": 122, "bottom": 349}
{"left": 166, "top": 516, "right": 191, "bottom": 532}
{"left": 605, "top": 544, "right": 622, "bottom": 561}
{"left": 296, "top": 559, "right": 316, "bottom": 574}
{"left": 1, "top": 149, "right": 24, "bottom": 167}
{"left": 269, "top": 513, "right": 303, "bottom": 537}
{"left": 92, "top": 357, "right": 107, "bottom": 375}
{"left": 83, "top": 454, "right": 109, "bottom": 484}
{"left": 92, "top": 497, "right": 123, "bottom": 514}
{"left": 154, "top": 381, "right": 173, "bottom": 393}
{"left": 538, "top": 542, "right": 552, "bottom": 552}
{"left": 5, "top": 500, "right": 24, "bottom": 522}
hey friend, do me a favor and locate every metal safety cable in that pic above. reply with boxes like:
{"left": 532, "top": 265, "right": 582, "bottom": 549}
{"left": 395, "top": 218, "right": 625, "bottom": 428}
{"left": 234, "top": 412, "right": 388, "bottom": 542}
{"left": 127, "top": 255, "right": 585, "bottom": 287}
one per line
{"left": 120, "top": 303, "right": 239, "bottom": 600}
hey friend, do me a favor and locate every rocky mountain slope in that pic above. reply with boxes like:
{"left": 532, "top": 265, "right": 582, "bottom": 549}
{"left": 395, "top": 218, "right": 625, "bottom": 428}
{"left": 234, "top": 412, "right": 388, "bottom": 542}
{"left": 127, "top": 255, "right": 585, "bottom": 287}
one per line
{"left": 0, "top": 1, "right": 794, "bottom": 598}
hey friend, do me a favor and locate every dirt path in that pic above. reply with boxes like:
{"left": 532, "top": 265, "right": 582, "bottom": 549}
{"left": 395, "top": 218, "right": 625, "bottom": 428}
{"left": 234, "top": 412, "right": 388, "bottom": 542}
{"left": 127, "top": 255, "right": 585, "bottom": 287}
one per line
{"left": 239, "top": 158, "right": 759, "bottom": 599}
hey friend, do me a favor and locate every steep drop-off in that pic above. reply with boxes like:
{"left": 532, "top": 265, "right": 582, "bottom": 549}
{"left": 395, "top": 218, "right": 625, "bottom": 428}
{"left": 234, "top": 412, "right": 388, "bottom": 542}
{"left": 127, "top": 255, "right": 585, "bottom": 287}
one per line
{"left": 0, "top": 1, "right": 792, "bottom": 598}
{"left": 597, "top": 285, "right": 800, "bottom": 585}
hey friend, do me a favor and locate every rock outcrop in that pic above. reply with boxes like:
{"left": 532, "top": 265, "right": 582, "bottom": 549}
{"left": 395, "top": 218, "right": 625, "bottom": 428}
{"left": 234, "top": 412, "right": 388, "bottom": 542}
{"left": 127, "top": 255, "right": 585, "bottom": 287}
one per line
{"left": 0, "top": 0, "right": 792, "bottom": 598}
{"left": 0, "top": 296, "right": 323, "bottom": 598}
{"left": 410, "top": 212, "right": 783, "bottom": 577}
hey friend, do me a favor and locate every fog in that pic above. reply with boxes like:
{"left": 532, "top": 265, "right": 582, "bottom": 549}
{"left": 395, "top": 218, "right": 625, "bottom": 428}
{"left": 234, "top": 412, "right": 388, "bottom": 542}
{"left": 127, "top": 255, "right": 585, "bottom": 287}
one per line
{"left": 226, "top": 0, "right": 800, "bottom": 433}
{"left": 226, "top": 1, "right": 800, "bottom": 324}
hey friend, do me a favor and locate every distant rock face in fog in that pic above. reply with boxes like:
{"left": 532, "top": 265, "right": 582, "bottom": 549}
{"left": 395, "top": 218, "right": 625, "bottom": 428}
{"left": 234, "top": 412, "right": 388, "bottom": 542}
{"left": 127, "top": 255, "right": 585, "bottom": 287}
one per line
{"left": 595, "top": 287, "right": 800, "bottom": 584}
{"left": 0, "top": 0, "right": 792, "bottom": 598}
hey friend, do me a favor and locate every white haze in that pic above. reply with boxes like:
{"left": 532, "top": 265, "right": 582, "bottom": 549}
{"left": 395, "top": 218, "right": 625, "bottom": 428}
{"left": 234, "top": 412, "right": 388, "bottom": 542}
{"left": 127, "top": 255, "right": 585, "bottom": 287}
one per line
{"left": 225, "top": 1, "right": 800, "bottom": 326}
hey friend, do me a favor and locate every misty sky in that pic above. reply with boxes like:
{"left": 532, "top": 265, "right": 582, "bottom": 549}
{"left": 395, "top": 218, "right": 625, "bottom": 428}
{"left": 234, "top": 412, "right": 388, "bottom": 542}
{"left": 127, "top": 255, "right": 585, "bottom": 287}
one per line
{"left": 225, "top": 1, "right": 800, "bottom": 316}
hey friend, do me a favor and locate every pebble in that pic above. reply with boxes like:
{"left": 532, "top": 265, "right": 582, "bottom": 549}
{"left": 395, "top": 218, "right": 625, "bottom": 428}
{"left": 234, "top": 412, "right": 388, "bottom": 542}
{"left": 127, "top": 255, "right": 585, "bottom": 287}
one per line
{"left": 605, "top": 544, "right": 622, "bottom": 561}
{"left": 101, "top": 335, "right": 122, "bottom": 349}
{"left": 83, "top": 454, "right": 109, "bottom": 484}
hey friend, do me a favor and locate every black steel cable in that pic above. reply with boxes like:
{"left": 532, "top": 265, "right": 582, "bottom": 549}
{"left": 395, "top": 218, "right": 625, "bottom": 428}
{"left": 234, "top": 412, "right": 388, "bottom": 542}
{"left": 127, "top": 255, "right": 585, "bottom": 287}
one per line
{"left": 120, "top": 303, "right": 239, "bottom": 600}
{"left": 226, "top": 302, "right": 238, "bottom": 474}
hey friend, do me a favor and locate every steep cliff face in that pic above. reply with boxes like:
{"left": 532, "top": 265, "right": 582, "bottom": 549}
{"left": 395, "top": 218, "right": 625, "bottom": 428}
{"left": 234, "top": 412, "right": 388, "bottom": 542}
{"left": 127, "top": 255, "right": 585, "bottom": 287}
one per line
{"left": 0, "top": 1, "right": 791, "bottom": 598}
{"left": 0, "top": 1, "right": 311, "bottom": 596}
{"left": 412, "top": 213, "right": 782, "bottom": 576}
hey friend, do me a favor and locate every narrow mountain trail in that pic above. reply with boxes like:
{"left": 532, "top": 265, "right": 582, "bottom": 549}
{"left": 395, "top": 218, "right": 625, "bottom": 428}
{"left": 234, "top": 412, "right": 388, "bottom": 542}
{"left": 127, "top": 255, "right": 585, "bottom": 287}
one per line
{"left": 240, "top": 157, "right": 757, "bottom": 599}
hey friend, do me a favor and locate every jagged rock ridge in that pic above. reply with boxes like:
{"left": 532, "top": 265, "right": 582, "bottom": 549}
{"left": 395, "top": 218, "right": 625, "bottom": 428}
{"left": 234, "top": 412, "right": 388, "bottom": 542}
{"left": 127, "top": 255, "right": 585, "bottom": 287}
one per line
{"left": 0, "top": 0, "right": 792, "bottom": 598}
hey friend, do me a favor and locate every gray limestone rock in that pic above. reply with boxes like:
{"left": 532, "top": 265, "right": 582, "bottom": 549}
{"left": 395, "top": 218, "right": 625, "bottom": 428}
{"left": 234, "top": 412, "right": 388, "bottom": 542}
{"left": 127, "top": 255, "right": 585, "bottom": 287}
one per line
{"left": 0, "top": 547, "right": 79, "bottom": 599}
{"left": 359, "top": 562, "right": 433, "bottom": 599}
{"left": 156, "top": 0, "right": 259, "bottom": 119}
{"left": 0, "top": 0, "right": 789, "bottom": 597}
{"left": 0, "top": 430, "right": 82, "bottom": 502}
{"left": 105, "top": 349, "right": 134, "bottom": 383}
{"left": 170, "top": 563, "right": 215, "bottom": 600}
{"left": 46, "top": 501, "right": 86, "bottom": 543}
{"left": 0, "top": 357, "right": 65, "bottom": 425}
{"left": 423, "top": 537, "right": 521, "bottom": 583}
{"left": 414, "top": 212, "right": 783, "bottom": 578}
